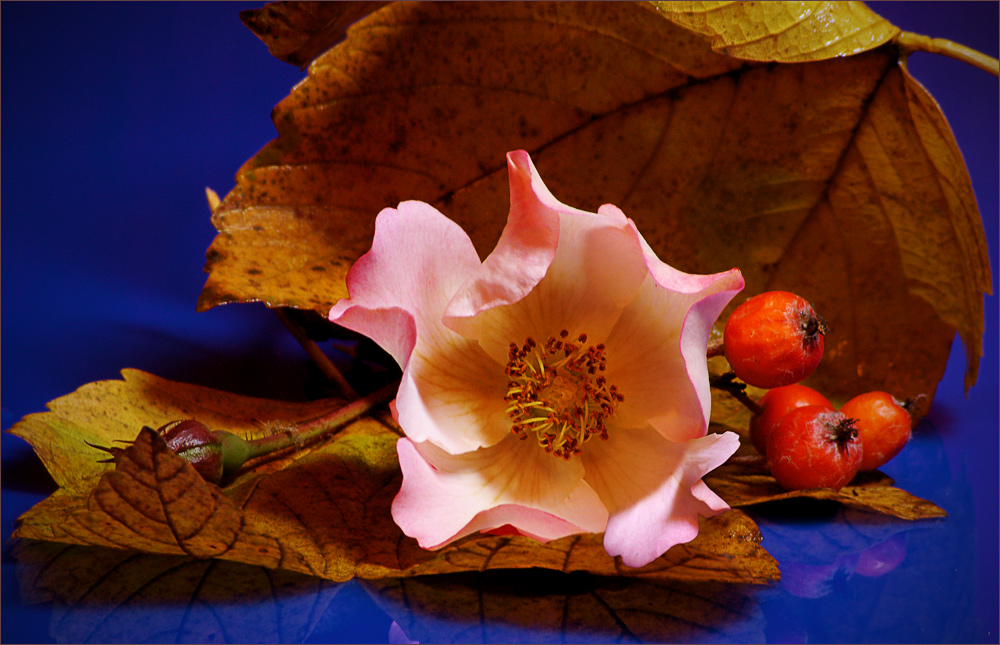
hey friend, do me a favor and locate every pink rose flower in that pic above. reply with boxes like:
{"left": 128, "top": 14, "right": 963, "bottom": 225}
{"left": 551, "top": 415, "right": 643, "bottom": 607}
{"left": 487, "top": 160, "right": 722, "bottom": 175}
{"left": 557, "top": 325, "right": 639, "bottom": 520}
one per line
{"left": 329, "top": 151, "right": 744, "bottom": 567}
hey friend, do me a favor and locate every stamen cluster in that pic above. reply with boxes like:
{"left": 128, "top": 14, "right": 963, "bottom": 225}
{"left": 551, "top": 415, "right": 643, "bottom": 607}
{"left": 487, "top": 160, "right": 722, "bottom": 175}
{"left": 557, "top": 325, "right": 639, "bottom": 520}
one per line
{"left": 504, "top": 330, "right": 623, "bottom": 459}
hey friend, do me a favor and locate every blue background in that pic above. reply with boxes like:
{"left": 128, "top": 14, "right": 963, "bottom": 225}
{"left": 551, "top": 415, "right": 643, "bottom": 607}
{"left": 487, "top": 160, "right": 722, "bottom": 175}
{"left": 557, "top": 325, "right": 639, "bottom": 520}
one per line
{"left": 2, "top": 2, "right": 997, "bottom": 643}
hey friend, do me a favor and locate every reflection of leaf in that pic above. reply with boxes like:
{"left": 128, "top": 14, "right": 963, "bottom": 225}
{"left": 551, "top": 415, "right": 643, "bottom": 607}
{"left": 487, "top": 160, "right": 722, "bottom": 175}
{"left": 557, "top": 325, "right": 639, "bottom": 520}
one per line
{"left": 12, "top": 379, "right": 777, "bottom": 583}
{"left": 13, "top": 539, "right": 343, "bottom": 644}
{"left": 706, "top": 463, "right": 947, "bottom": 520}
{"left": 365, "top": 571, "right": 765, "bottom": 644}
{"left": 652, "top": 2, "right": 900, "bottom": 62}
{"left": 199, "top": 1, "right": 989, "bottom": 403}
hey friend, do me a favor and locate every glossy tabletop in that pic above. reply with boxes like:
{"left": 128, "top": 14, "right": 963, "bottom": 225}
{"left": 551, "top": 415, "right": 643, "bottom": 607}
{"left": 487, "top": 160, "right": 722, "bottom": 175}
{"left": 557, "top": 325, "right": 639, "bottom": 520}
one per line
{"left": 2, "top": 2, "right": 997, "bottom": 643}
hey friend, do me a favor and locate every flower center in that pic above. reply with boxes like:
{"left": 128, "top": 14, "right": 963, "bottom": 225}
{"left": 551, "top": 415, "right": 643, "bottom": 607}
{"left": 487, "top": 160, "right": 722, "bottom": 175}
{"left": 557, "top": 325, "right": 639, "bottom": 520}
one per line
{"left": 504, "top": 330, "right": 623, "bottom": 459}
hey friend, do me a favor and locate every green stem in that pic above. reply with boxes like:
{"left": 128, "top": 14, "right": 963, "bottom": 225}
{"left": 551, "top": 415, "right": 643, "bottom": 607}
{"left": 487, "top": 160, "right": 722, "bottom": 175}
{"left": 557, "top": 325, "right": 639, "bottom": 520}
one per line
{"left": 897, "top": 31, "right": 999, "bottom": 77}
{"left": 243, "top": 379, "right": 400, "bottom": 461}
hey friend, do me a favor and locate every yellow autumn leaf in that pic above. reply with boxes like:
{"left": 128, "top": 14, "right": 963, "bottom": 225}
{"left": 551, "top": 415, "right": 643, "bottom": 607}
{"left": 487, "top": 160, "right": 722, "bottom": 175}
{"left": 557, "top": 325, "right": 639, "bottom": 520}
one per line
{"left": 652, "top": 1, "right": 900, "bottom": 61}
{"left": 10, "top": 371, "right": 777, "bottom": 584}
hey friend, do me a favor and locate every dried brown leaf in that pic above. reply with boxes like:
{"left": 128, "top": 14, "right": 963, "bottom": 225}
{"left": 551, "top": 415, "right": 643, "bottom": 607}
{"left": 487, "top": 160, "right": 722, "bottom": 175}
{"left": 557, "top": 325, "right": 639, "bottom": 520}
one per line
{"left": 13, "top": 428, "right": 299, "bottom": 567}
{"left": 706, "top": 463, "right": 948, "bottom": 520}
{"left": 13, "top": 366, "right": 949, "bottom": 586}
{"left": 199, "top": 1, "right": 989, "bottom": 403}
{"left": 403, "top": 510, "right": 777, "bottom": 585}
{"left": 240, "top": 1, "right": 390, "bottom": 68}
{"left": 11, "top": 373, "right": 777, "bottom": 584}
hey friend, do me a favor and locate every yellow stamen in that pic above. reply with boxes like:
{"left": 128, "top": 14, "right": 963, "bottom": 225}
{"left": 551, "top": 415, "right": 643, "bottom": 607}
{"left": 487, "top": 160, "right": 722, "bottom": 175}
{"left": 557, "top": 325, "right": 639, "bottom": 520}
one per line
{"left": 503, "top": 329, "right": 621, "bottom": 459}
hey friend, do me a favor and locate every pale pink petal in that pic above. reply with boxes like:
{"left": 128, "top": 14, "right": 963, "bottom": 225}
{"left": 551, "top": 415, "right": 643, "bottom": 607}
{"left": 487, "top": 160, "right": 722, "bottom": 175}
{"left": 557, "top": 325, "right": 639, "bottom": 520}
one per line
{"left": 392, "top": 437, "right": 608, "bottom": 549}
{"left": 582, "top": 427, "right": 739, "bottom": 568}
{"left": 392, "top": 341, "right": 512, "bottom": 453}
{"left": 445, "top": 151, "right": 648, "bottom": 362}
{"left": 443, "top": 151, "right": 561, "bottom": 322}
{"left": 603, "top": 230, "right": 743, "bottom": 439}
{"left": 329, "top": 201, "right": 481, "bottom": 368}
{"left": 329, "top": 202, "right": 511, "bottom": 453}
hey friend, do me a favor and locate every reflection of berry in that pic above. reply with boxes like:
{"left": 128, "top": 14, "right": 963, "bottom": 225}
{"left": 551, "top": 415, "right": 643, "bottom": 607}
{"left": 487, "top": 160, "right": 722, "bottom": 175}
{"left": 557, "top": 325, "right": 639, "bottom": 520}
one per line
{"left": 767, "top": 406, "right": 862, "bottom": 490}
{"left": 750, "top": 384, "right": 832, "bottom": 457}
{"left": 855, "top": 533, "right": 908, "bottom": 577}
{"left": 724, "top": 291, "right": 826, "bottom": 388}
{"left": 841, "top": 391, "right": 912, "bottom": 471}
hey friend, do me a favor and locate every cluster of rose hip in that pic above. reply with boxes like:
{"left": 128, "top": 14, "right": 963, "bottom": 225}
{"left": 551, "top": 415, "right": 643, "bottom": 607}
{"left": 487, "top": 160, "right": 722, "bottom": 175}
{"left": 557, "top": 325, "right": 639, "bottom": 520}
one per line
{"left": 720, "top": 291, "right": 913, "bottom": 491}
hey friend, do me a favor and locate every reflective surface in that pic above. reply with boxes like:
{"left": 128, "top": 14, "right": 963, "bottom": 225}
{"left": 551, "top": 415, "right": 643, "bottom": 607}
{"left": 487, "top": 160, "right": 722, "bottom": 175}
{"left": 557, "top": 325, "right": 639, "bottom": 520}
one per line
{"left": 3, "top": 2, "right": 997, "bottom": 643}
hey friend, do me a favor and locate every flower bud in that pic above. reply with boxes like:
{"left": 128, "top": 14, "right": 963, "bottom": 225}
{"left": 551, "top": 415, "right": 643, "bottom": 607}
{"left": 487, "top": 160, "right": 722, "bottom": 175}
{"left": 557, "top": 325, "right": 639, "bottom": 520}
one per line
{"left": 90, "top": 420, "right": 256, "bottom": 484}
{"left": 156, "top": 419, "right": 225, "bottom": 483}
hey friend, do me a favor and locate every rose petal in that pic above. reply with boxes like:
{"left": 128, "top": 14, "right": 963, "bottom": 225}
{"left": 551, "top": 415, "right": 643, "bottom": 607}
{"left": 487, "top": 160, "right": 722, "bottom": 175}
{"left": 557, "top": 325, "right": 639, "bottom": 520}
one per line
{"left": 329, "top": 201, "right": 481, "bottom": 368}
{"left": 393, "top": 341, "right": 511, "bottom": 453}
{"left": 330, "top": 201, "right": 511, "bottom": 453}
{"left": 604, "top": 231, "right": 743, "bottom": 439}
{"left": 443, "top": 151, "right": 561, "bottom": 322}
{"left": 445, "top": 151, "right": 648, "bottom": 362}
{"left": 582, "top": 427, "right": 739, "bottom": 568}
{"left": 392, "top": 437, "right": 608, "bottom": 549}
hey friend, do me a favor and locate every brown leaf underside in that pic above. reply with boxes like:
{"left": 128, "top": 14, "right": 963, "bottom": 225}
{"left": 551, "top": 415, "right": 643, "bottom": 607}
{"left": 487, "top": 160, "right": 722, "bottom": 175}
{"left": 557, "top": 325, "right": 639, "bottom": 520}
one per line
{"left": 201, "top": 1, "right": 988, "bottom": 402}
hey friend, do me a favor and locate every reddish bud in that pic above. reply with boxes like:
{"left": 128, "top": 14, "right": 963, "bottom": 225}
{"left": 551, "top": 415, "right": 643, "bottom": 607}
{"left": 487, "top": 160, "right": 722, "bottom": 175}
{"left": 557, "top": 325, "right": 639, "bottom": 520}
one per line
{"left": 157, "top": 419, "right": 225, "bottom": 483}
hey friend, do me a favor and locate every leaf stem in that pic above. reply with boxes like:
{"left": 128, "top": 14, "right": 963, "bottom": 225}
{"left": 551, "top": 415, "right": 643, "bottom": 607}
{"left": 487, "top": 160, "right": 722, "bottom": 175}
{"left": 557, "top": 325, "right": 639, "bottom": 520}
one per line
{"left": 709, "top": 372, "right": 764, "bottom": 416}
{"left": 244, "top": 379, "right": 400, "bottom": 460}
{"left": 897, "top": 31, "right": 999, "bottom": 77}
{"left": 274, "top": 307, "right": 359, "bottom": 399}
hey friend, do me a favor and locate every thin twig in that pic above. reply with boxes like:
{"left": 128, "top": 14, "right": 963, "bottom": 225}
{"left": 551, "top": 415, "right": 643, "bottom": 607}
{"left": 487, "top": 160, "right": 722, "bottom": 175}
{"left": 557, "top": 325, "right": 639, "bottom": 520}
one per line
{"left": 274, "top": 308, "right": 359, "bottom": 400}
{"left": 897, "top": 31, "right": 999, "bottom": 77}
{"left": 706, "top": 337, "right": 726, "bottom": 359}
{"left": 709, "top": 371, "right": 764, "bottom": 416}
{"left": 724, "top": 454, "right": 767, "bottom": 468}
